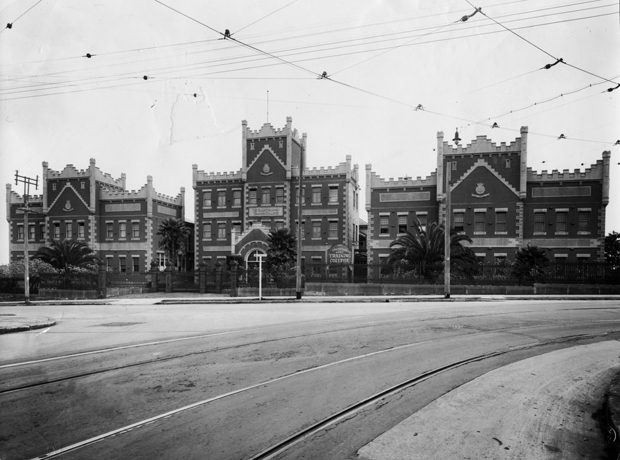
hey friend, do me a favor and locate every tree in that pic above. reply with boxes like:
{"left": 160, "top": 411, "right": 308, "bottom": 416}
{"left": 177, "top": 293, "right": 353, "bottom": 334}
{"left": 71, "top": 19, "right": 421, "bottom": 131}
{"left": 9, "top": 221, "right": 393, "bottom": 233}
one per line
{"left": 265, "top": 228, "right": 297, "bottom": 286}
{"left": 157, "top": 218, "right": 190, "bottom": 270}
{"left": 384, "top": 219, "right": 477, "bottom": 281}
{"left": 512, "top": 244, "right": 549, "bottom": 285}
{"left": 605, "top": 231, "right": 620, "bottom": 271}
{"left": 32, "top": 239, "right": 98, "bottom": 271}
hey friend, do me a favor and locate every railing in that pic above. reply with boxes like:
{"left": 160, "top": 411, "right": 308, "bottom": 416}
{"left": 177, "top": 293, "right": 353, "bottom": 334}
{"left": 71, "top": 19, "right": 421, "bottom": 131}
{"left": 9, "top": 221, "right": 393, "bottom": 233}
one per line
{"left": 39, "top": 272, "right": 98, "bottom": 291}
{"left": 107, "top": 272, "right": 151, "bottom": 287}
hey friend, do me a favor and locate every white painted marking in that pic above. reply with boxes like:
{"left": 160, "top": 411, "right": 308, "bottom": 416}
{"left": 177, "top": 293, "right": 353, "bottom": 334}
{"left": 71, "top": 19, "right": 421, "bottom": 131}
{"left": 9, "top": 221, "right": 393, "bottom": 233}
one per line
{"left": 37, "top": 328, "right": 50, "bottom": 335}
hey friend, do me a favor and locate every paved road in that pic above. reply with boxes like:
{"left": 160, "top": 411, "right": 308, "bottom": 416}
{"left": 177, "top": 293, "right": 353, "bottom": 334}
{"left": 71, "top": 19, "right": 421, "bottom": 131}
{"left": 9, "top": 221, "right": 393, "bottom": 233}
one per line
{"left": 1, "top": 300, "right": 619, "bottom": 459}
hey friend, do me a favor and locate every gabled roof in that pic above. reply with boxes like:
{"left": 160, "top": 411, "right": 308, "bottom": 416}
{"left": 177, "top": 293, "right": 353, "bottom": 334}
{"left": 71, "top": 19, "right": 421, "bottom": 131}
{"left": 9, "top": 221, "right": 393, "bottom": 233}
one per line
{"left": 451, "top": 158, "right": 520, "bottom": 197}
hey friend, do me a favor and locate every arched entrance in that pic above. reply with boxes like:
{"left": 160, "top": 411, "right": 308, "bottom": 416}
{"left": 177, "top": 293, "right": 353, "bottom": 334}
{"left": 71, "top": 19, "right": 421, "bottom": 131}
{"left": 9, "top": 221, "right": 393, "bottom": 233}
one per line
{"left": 245, "top": 248, "right": 267, "bottom": 269}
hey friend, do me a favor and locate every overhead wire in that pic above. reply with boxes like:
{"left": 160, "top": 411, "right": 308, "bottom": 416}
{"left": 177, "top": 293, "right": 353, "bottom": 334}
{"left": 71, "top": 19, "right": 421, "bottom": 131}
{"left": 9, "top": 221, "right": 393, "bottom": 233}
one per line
{"left": 233, "top": 0, "right": 299, "bottom": 36}
{"left": 0, "top": 0, "right": 44, "bottom": 34}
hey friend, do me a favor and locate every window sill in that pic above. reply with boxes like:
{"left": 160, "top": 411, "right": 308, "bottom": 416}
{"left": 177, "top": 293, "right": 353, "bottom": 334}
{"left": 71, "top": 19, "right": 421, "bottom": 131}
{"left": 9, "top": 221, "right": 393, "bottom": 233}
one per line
{"left": 260, "top": 204, "right": 272, "bottom": 207}
{"left": 131, "top": 237, "right": 140, "bottom": 241}
{"left": 473, "top": 232, "right": 486, "bottom": 235}
{"left": 533, "top": 232, "right": 547, "bottom": 236}
{"left": 328, "top": 202, "right": 339, "bottom": 205}
{"left": 216, "top": 238, "right": 227, "bottom": 242}
{"left": 311, "top": 203, "right": 322, "bottom": 206}
{"left": 379, "top": 233, "right": 391, "bottom": 237}
{"left": 555, "top": 231, "right": 568, "bottom": 235}
{"left": 495, "top": 232, "right": 508, "bottom": 235}
{"left": 577, "top": 231, "right": 591, "bottom": 235}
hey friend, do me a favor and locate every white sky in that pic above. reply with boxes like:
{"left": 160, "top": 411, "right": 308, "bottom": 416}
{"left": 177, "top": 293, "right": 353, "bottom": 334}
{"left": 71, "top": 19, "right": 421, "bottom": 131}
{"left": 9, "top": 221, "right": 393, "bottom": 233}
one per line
{"left": 1, "top": 0, "right": 618, "bottom": 264}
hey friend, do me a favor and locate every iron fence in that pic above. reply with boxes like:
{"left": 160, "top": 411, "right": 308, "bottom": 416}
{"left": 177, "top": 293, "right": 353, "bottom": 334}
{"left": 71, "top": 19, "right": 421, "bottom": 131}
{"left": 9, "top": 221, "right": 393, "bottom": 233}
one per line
{"left": 107, "top": 272, "right": 151, "bottom": 287}
{"left": 39, "top": 272, "right": 98, "bottom": 291}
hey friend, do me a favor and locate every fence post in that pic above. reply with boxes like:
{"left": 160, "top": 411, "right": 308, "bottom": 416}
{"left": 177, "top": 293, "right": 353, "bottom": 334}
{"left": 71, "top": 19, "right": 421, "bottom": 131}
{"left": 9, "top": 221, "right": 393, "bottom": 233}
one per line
{"left": 98, "top": 261, "right": 107, "bottom": 299}
{"left": 165, "top": 264, "right": 173, "bottom": 293}
{"left": 150, "top": 262, "right": 159, "bottom": 293}
{"left": 199, "top": 262, "right": 207, "bottom": 294}
{"left": 215, "top": 261, "right": 222, "bottom": 294}
{"left": 230, "top": 261, "right": 238, "bottom": 297}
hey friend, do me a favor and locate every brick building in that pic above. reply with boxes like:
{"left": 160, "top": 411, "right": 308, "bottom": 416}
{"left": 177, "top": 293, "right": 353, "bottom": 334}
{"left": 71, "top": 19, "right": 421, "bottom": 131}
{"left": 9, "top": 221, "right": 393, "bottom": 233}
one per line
{"left": 366, "top": 127, "right": 611, "bottom": 265}
{"left": 193, "top": 117, "right": 361, "bottom": 270}
{"left": 6, "top": 159, "right": 191, "bottom": 271}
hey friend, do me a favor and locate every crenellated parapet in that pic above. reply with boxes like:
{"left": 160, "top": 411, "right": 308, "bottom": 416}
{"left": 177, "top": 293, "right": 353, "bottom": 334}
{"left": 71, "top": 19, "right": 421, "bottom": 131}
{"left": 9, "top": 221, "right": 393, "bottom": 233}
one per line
{"left": 46, "top": 158, "right": 125, "bottom": 189}
{"left": 444, "top": 135, "right": 522, "bottom": 154}
{"left": 368, "top": 171, "right": 437, "bottom": 188}
{"left": 193, "top": 168, "right": 243, "bottom": 183}
{"left": 291, "top": 161, "right": 350, "bottom": 177}
{"left": 100, "top": 179, "right": 183, "bottom": 206}
{"left": 6, "top": 188, "right": 44, "bottom": 205}
{"left": 527, "top": 158, "right": 606, "bottom": 181}
{"left": 243, "top": 116, "right": 299, "bottom": 141}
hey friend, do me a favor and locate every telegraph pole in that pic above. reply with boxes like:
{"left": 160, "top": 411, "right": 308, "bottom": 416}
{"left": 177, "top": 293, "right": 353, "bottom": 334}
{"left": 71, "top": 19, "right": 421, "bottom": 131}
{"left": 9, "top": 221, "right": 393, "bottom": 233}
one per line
{"left": 15, "top": 171, "right": 39, "bottom": 304}
{"left": 295, "top": 139, "right": 305, "bottom": 300}
{"left": 444, "top": 167, "right": 451, "bottom": 299}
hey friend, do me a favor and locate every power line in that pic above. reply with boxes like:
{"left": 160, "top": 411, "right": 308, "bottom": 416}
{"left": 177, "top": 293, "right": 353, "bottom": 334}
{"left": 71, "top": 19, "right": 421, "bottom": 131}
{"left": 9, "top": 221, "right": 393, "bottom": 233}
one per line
{"left": 1, "top": 0, "right": 44, "bottom": 34}
{"left": 234, "top": 0, "right": 299, "bottom": 36}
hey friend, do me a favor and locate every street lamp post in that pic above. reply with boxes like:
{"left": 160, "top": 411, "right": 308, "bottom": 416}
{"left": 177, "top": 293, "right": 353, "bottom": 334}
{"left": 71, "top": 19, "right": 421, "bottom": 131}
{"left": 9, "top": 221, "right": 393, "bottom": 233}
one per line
{"left": 14, "top": 171, "right": 39, "bottom": 305}
{"left": 295, "top": 137, "right": 305, "bottom": 300}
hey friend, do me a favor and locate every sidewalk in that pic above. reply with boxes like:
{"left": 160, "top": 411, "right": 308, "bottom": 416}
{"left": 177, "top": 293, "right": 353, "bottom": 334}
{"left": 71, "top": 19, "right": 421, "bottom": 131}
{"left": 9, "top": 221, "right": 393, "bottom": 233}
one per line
{"left": 357, "top": 341, "right": 620, "bottom": 459}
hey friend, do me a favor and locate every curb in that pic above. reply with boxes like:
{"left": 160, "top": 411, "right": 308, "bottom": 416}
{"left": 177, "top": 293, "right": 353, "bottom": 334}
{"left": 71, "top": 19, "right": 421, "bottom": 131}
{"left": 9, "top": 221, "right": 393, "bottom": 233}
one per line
{"left": 0, "top": 318, "right": 56, "bottom": 334}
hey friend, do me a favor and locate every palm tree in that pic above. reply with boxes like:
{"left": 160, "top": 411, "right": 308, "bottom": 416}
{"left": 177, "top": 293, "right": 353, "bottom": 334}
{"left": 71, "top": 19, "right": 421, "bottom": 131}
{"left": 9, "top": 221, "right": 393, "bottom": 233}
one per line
{"left": 32, "top": 239, "right": 98, "bottom": 271}
{"left": 265, "top": 228, "right": 297, "bottom": 286}
{"left": 512, "top": 244, "right": 549, "bottom": 285}
{"left": 384, "top": 218, "right": 477, "bottom": 281}
{"left": 157, "top": 218, "right": 190, "bottom": 270}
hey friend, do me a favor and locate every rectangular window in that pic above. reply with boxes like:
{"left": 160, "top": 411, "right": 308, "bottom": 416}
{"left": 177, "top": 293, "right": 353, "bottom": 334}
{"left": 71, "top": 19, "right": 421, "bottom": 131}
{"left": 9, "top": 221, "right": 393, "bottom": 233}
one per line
{"left": 249, "top": 189, "right": 257, "bottom": 205}
{"left": 506, "top": 158, "right": 511, "bottom": 168}
{"left": 52, "top": 183, "right": 56, "bottom": 191}
{"left": 78, "top": 222, "right": 85, "bottom": 238}
{"left": 54, "top": 222, "right": 61, "bottom": 239}
{"left": 132, "top": 257, "right": 140, "bottom": 272}
{"left": 534, "top": 212, "right": 545, "bottom": 233}
{"left": 398, "top": 215, "right": 407, "bottom": 234}
{"left": 578, "top": 211, "right": 590, "bottom": 232}
{"left": 119, "top": 222, "right": 127, "bottom": 238}
{"left": 106, "top": 223, "right": 114, "bottom": 239}
{"left": 203, "top": 191, "right": 211, "bottom": 208}
{"left": 275, "top": 221, "right": 284, "bottom": 230}
{"left": 328, "top": 221, "right": 338, "bottom": 238}
{"left": 474, "top": 212, "right": 485, "bottom": 233}
{"left": 203, "top": 223, "right": 211, "bottom": 239}
{"left": 312, "top": 221, "right": 321, "bottom": 238}
{"left": 217, "top": 223, "right": 226, "bottom": 239}
{"left": 28, "top": 225, "right": 35, "bottom": 240}
{"left": 40, "top": 224, "right": 45, "bottom": 240}
{"left": 380, "top": 216, "right": 389, "bottom": 234}
{"left": 279, "top": 140, "right": 284, "bottom": 148}
{"left": 418, "top": 215, "right": 427, "bottom": 232}
{"left": 452, "top": 161, "right": 457, "bottom": 170}
{"left": 232, "top": 222, "right": 241, "bottom": 235}
{"left": 556, "top": 212, "right": 568, "bottom": 232}
{"left": 495, "top": 212, "right": 507, "bottom": 233}
{"left": 132, "top": 222, "right": 139, "bottom": 238}
{"left": 329, "top": 186, "right": 338, "bottom": 203}
{"left": 233, "top": 190, "right": 241, "bottom": 207}
{"left": 454, "top": 212, "right": 464, "bottom": 232}
{"left": 312, "top": 187, "right": 321, "bottom": 204}
{"left": 119, "top": 257, "right": 126, "bottom": 273}
{"left": 217, "top": 191, "right": 226, "bottom": 207}
{"left": 262, "top": 188, "right": 271, "bottom": 204}
{"left": 81, "top": 182, "right": 85, "bottom": 189}
{"left": 250, "top": 142, "right": 254, "bottom": 150}
{"left": 106, "top": 257, "right": 113, "bottom": 271}
{"left": 17, "top": 225, "right": 24, "bottom": 240}
{"left": 275, "top": 188, "right": 284, "bottom": 204}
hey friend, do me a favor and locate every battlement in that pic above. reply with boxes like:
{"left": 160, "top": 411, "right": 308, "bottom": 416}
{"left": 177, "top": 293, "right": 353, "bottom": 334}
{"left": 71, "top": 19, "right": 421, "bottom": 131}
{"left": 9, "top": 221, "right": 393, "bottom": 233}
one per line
{"left": 292, "top": 161, "right": 350, "bottom": 177}
{"left": 100, "top": 183, "right": 183, "bottom": 205}
{"left": 444, "top": 135, "right": 522, "bottom": 155}
{"left": 369, "top": 171, "right": 437, "bottom": 188}
{"left": 46, "top": 159, "right": 125, "bottom": 189}
{"left": 6, "top": 187, "right": 44, "bottom": 205}
{"left": 527, "top": 159, "right": 605, "bottom": 181}
{"left": 243, "top": 116, "right": 299, "bottom": 141}
{"left": 194, "top": 169, "right": 243, "bottom": 182}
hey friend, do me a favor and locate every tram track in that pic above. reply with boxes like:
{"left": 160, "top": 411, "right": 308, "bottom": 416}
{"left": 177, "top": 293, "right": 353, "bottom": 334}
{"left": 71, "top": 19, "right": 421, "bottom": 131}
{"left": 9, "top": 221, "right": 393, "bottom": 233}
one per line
{"left": 26, "top": 331, "right": 618, "bottom": 460}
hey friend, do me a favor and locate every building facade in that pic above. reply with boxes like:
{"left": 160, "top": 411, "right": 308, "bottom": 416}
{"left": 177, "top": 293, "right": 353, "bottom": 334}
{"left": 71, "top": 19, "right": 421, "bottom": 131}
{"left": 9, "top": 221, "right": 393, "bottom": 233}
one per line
{"left": 193, "top": 117, "right": 361, "bottom": 269}
{"left": 366, "top": 127, "right": 611, "bottom": 265}
{"left": 6, "top": 159, "right": 190, "bottom": 271}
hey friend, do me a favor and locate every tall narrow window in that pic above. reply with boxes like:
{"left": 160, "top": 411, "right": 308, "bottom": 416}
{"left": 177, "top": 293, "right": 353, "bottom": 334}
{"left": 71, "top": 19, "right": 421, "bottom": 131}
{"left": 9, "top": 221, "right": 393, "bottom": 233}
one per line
{"left": 495, "top": 212, "right": 507, "bottom": 233}
{"left": 275, "top": 188, "right": 284, "bottom": 204}
{"left": 398, "top": 215, "right": 407, "bottom": 234}
{"left": 217, "top": 223, "right": 226, "bottom": 239}
{"left": 233, "top": 190, "right": 241, "bottom": 207}
{"left": 132, "top": 222, "right": 140, "bottom": 238}
{"left": 249, "top": 189, "right": 257, "bottom": 205}
{"left": 78, "top": 222, "right": 85, "bottom": 238}
{"left": 54, "top": 222, "right": 61, "bottom": 239}
{"left": 40, "top": 224, "right": 45, "bottom": 240}
{"left": 217, "top": 191, "right": 226, "bottom": 207}
{"left": 203, "top": 223, "right": 211, "bottom": 239}
{"left": 17, "top": 225, "right": 24, "bottom": 240}
{"left": 474, "top": 212, "right": 485, "bottom": 233}
{"left": 534, "top": 212, "right": 545, "bottom": 233}
{"left": 454, "top": 212, "right": 464, "bottom": 232}
{"left": 106, "top": 223, "right": 114, "bottom": 239}
{"left": 262, "top": 188, "right": 271, "bottom": 204}
{"left": 312, "top": 187, "right": 321, "bottom": 204}
{"left": 119, "top": 257, "right": 126, "bottom": 273}
{"left": 380, "top": 216, "right": 389, "bottom": 234}
{"left": 203, "top": 191, "right": 211, "bottom": 208}
{"left": 119, "top": 222, "right": 127, "bottom": 238}
{"left": 328, "top": 221, "right": 338, "bottom": 238}
{"left": 506, "top": 158, "right": 511, "bottom": 168}
{"left": 132, "top": 257, "right": 140, "bottom": 272}
{"left": 232, "top": 222, "right": 241, "bottom": 235}
{"left": 556, "top": 212, "right": 568, "bottom": 232}
{"left": 329, "top": 186, "right": 338, "bottom": 203}
{"left": 28, "top": 225, "right": 35, "bottom": 240}
{"left": 578, "top": 211, "right": 590, "bottom": 232}
{"left": 418, "top": 215, "right": 427, "bottom": 233}
{"left": 451, "top": 161, "right": 457, "bottom": 170}
{"left": 312, "top": 221, "right": 321, "bottom": 238}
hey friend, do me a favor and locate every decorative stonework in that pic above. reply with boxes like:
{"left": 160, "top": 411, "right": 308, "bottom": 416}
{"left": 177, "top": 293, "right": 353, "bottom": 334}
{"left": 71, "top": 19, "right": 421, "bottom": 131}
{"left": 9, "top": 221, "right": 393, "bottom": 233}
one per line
{"left": 531, "top": 186, "right": 591, "bottom": 198}
{"left": 380, "top": 191, "right": 431, "bottom": 202}
{"left": 105, "top": 203, "right": 141, "bottom": 212}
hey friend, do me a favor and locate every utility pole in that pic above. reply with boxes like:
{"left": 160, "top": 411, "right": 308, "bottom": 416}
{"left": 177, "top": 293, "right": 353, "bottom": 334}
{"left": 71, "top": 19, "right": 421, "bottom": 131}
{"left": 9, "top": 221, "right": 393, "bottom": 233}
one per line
{"left": 444, "top": 166, "right": 451, "bottom": 299}
{"left": 295, "top": 138, "right": 305, "bottom": 300}
{"left": 15, "top": 171, "right": 39, "bottom": 305}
